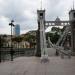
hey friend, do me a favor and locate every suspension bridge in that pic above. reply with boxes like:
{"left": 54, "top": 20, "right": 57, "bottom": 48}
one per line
{"left": 0, "top": 5, "right": 75, "bottom": 75}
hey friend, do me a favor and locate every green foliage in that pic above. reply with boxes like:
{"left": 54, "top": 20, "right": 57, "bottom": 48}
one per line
{"left": 23, "top": 34, "right": 36, "bottom": 42}
{"left": 23, "top": 34, "right": 36, "bottom": 48}
{"left": 0, "top": 36, "right": 5, "bottom": 48}
{"left": 46, "top": 27, "right": 65, "bottom": 44}
{"left": 12, "top": 36, "right": 23, "bottom": 43}
{"left": 51, "top": 27, "right": 61, "bottom": 32}
{"left": 12, "top": 34, "right": 36, "bottom": 48}
{"left": 46, "top": 32, "right": 60, "bottom": 44}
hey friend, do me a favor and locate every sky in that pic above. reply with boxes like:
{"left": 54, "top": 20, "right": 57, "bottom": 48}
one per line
{"left": 0, "top": 0, "right": 74, "bottom": 35}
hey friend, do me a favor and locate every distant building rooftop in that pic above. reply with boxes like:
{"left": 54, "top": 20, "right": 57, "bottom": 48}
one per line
{"left": 55, "top": 17, "right": 61, "bottom": 22}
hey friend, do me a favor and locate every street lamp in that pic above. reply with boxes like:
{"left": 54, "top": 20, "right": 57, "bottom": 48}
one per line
{"left": 9, "top": 20, "right": 15, "bottom": 61}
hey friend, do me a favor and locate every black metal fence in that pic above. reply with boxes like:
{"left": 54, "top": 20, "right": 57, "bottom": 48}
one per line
{"left": 0, "top": 47, "right": 35, "bottom": 62}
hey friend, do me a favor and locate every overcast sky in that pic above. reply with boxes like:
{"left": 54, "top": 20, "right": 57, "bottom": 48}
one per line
{"left": 0, "top": 0, "right": 74, "bottom": 34}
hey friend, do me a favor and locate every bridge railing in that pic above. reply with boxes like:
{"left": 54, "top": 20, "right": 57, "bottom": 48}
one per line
{"left": 0, "top": 47, "right": 35, "bottom": 62}
{"left": 54, "top": 45, "right": 72, "bottom": 58}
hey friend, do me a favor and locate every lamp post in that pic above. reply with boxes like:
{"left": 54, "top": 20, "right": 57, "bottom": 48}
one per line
{"left": 9, "top": 20, "right": 14, "bottom": 61}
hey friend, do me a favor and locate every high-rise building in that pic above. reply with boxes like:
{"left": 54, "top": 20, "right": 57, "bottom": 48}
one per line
{"left": 13, "top": 24, "right": 20, "bottom": 36}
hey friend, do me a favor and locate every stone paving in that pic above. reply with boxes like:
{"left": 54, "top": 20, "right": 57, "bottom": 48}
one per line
{"left": 47, "top": 48, "right": 56, "bottom": 56}
{"left": 0, "top": 56, "right": 75, "bottom": 75}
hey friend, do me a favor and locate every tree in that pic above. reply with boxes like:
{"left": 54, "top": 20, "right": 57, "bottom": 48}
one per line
{"left": 0, "top": 36, "right": 3, "bottom": 48}
{"left": 51, "top": 27, "right": 61, "bottom": 32}
{"left": 23, "top": 34, "right": 36, "bottom": 48}
{"left": 46, "top": 27, "right": 64, "bottom": 44}
{"left": 46, "top": 32, "right": 60, "bottom": 44}
{"left": 0, "top": 36, "right": 6, "bottom": 62}
{"left": 12, "top": 36, "right": 23, "bottom": 48}
{"left": 53, "top": 32, "right": 60, "bottom": 44}
{"left": 0, "top": 36, "right": 6, "bottom": 48}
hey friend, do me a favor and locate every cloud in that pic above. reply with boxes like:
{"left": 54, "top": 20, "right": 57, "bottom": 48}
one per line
{"left": 45, "top": 0, "right": 73, "bottom": 20}
{"left": 0, "top": 0, "right": 74, "bottom": 34}
{"left": 0, "top": 16, "right": 10, "bottom": 34}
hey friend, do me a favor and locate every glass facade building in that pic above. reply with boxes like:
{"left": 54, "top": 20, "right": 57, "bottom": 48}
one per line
{"left": 13, "top": 24, "right": 20, "bottom": 36}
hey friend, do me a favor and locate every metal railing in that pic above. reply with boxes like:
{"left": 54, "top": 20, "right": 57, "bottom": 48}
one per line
{"left": 0, "top": 47, "right": 35, "bottom": 63}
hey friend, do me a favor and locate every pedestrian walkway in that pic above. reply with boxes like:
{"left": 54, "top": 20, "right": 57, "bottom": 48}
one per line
{"left": 47, "top": 48, "right": 56, "bottom": 56}
{"left": 0, "top": 56, "right": 75, "bottom": 75}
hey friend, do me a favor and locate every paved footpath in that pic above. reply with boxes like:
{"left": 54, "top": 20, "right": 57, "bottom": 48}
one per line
{"left": 0, "top": 56, "right": 75, "bottom": 75}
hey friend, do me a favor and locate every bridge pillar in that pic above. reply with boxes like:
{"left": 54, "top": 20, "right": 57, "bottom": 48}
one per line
{"left": 36, "top": 10, "right": 46, "bottom": 57}
{"left": 69, "top": 9, "right": 75, "bottom": 55}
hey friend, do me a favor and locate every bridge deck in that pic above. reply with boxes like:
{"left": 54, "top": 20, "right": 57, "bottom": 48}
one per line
{"left": 0, "top": 57, "right": 75, "bottom": 75}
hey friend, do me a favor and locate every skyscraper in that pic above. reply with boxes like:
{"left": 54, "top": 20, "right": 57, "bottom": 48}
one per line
{"left": 13, "top": 24, "right": 20, "bottom": 36}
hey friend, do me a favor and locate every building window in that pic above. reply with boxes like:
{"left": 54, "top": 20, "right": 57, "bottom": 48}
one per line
{"left": 40, "top": 13, "right": 43, "bottom": 18}
{"left": 40, "top": 13, "right": 43, "bottom": 16}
